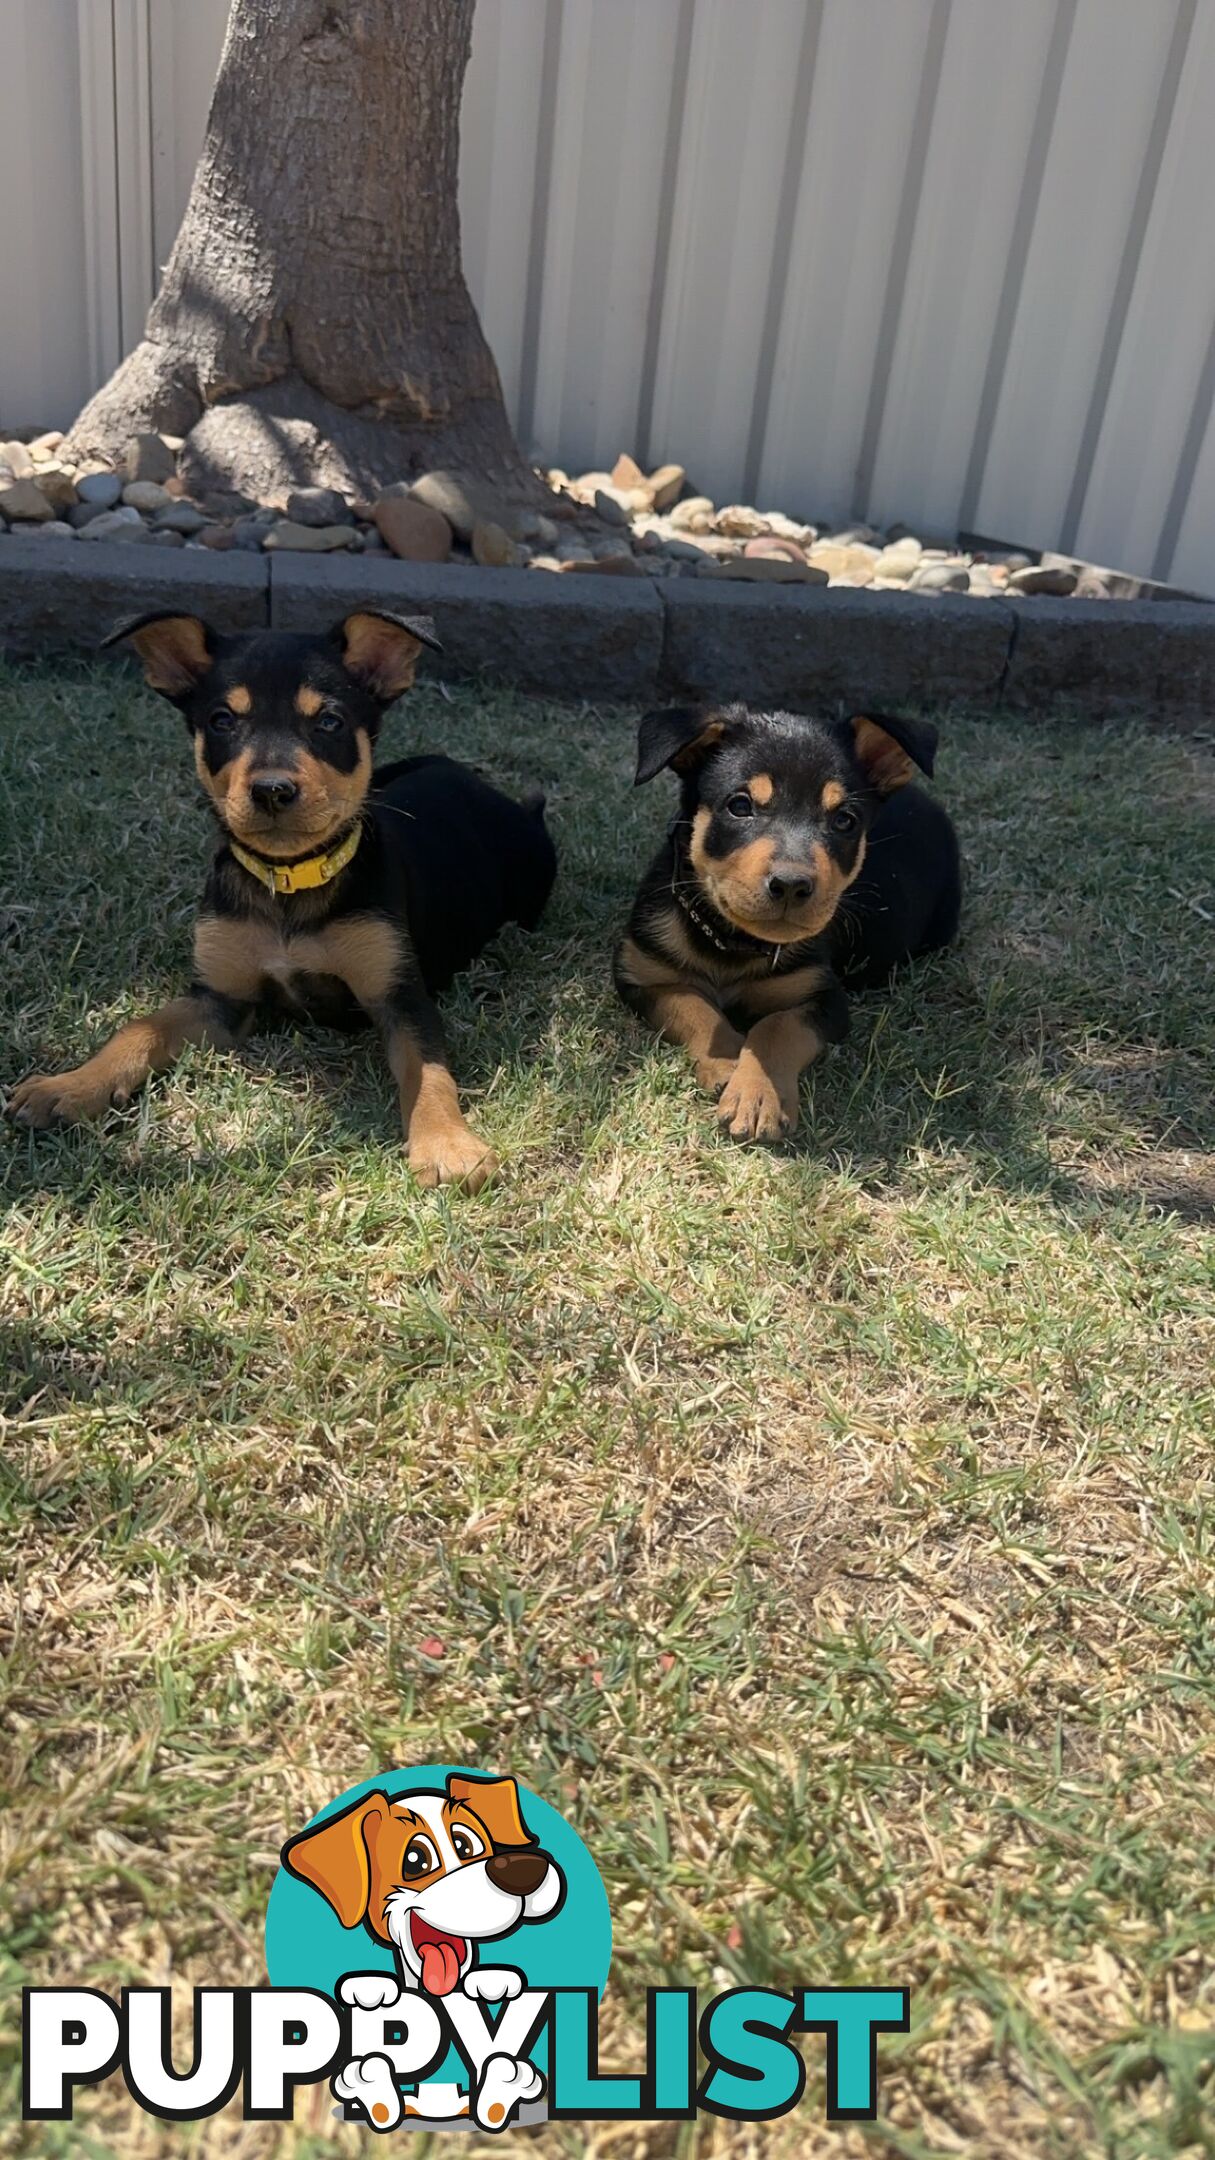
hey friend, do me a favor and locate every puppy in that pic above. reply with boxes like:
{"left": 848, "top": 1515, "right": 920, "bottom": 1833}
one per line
{"left": 283, "top": 1773, "right": 564, "bottom": 1998}
{"left": 6, "top": 610, "right": 556, "bottom": 1191}
{"left": 284, "top": 1774, "right": 563, "bottom": 2132}
{"left": 614, "top": 702, "right": 960, "bottom": 1140}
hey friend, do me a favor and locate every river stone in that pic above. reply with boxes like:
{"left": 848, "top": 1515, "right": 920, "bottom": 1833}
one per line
{"left": 662, "top": 537, "right": 716, "bottom": 564}
{"left": 77, "top": 506, "right": 148, "bottom": 540}
{"left": 910, "top": 561, "right": 970, "bottom": 593}
{"left": 808, "top": 542, "right": 877, "bottom": 585}
{"left": 670, "top": 496, "right": 715, "bottom": 533}
{"left": 198, "top": 524, "right": 235, "bottom": 550}
{"left": 696, "top": 555, "right": 826, "bottom": 585}
{"left": 28, "top": 519, "right": 76, "bottom": 539}
{"left": 286, "top": 485, "right": 352, "bottom": 528}
{"left": 1009, "top": 563, "right": 1079, "bottom": 597}
{"left": 409, "top": 469, "right": 509, "bottom": 543}
{"left": 29, "top": 431, "right": 65, "bottom": 462}
{"left": 30, "top": 466, "right": 77, "bottom": 511}
{"left": 611, "top": 452, "right": 647, "bottom": 491}
{"left": 560, "top": 554, "right": 643, "bottom": 577}
{"left": 827, "top": 524, "right": 881, "bottom": 546}
{"left": 122, "top": 480, "right": 173, "bottom": 513}
{"left": 263, "top": 520, "right": 360, "bottom": 552}
{"left": 591, "top": 489, "right": 630, "bottom": 528}
{"left": 716, "top": 504, "right": 769, "bottom": 539}
{"left": 648, "top": 463, "right": 686, "bottom": 512}
{"left": 745, "top": 535, "right": 806, "bottom": 564}
{"left": 77, "top": 470, "right": 123, "bottom": 508}
{"left": 974, "top": 549, "right": 1031, "bottom": 572}
{"left": 0, "top": 479, "right": 54, "bottom": 523}
{"left": 230, "top": 516, "right": 272, "bottom": 551}
{"left": 151, "top": 501, "right": 207, "bottom": 535}
{"left": 125, "top": 432, "right": 178, "bottom": 485}
{"left": 68, "top": 500, "right": 111, "bottom": 530}
{"left": 374, "top": 493, "right": 452, "bottom": 562}
{"left": 1, "top": 440, "right": 36, "bottom": 478}
{"left": 874, "top": 558, "right": 917, "bottom": 585}
{"left": 471, "top": 519, "right": 517, "bottom": 568}
{"left": 676, "top": 533, "right": 738, "bottom": 560}
{"left": 764, "top": 511, "right": 817, "bottom": 545}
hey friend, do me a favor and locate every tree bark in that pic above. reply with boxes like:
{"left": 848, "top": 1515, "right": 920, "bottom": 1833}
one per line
{"left": 64, "top": 0, "right": 543, "bottom": 509}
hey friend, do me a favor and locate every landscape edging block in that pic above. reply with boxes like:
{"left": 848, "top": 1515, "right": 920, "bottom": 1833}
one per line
{"left": 1001, "top": 599, "right": 1215, "bottom": 725}
{"left": 0, "top": 535, "right": 269, "bottom": 650}
{"left": 658, "top": 582, "right": 1015, "bottom": 708}
{"left": 3, "top": 540, "right": 1215, "bottom": 726}
{"left": 268, "top": 553, "right": 665, "bottom": 701}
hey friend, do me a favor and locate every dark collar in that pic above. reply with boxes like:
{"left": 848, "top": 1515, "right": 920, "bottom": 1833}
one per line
{"left": 669, "top": 821, "right": 777, "bottom": 957}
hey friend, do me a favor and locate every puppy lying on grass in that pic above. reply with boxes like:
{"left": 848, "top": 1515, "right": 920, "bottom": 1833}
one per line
{"left": 613, "top": 701, "right": 960, "bottom": 1142}
{"left": 7, "top": 610, "right": 555, "bottom": 1190}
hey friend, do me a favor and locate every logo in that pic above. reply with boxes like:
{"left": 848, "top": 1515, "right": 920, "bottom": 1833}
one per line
{"left": 23, "top": 1765, "right": 908, "bottom": 2132}
{"left": 268, "top": 1765, "right": 610, "bottom": 2131}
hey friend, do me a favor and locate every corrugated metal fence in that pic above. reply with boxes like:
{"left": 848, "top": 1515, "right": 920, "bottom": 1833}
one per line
{"left": 2, "top": 0, "right": 1214, "bottom": 591}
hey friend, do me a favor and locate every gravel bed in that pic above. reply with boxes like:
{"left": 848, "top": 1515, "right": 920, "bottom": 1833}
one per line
{"left": 0, "top": 431, "right": 1199, "bottom": 603}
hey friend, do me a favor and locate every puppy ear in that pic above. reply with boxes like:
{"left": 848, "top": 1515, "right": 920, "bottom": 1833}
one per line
{"left": 335, "top": 610, "right": 442, "bottom": 702}
{"left": 850, "top": 711, "right": 939, "bottom": 794}
{"left": 101, "top": 612, "right": 216, "bottom": 699}
{"left": 281, "top": 1792, "right": 388, "bottom": 1927}
{"left": 447, "top": 1773, "right": 536, "bottom": 1850}
{"left": 634, "top": 705, "right": 730, "bottom": 786}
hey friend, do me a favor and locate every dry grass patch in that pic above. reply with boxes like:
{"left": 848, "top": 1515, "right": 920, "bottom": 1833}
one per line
{"left": 1, "top": 662, "right": 1212, "bottom": 2158}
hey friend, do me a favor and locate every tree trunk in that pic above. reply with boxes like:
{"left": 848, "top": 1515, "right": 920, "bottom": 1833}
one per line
{"left": 64, "top": 0, "right": 544, "bottom": 510}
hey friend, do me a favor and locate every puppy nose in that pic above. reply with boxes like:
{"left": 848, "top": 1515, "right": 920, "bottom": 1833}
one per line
{"left": 766, "top": 865, "right": 815, "bottom": 904}
{"left": 249, "top": 775, "right": 299, "bottom": 813}
{"left": 485, "top": 1850, "right": 549, "bottom": 1897}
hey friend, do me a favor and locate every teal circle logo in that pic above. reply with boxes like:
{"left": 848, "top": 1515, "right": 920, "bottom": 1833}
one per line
{"left": 263, "top": 1762, "right": 605, "bottom": 1995}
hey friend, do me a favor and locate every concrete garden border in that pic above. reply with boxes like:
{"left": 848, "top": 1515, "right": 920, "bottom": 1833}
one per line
{"left": 1, "top": 534, "right": 1212, "bottom": 727}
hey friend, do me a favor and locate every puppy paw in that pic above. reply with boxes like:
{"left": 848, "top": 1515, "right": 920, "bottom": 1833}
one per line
{"left": 474, "top": 2052, "right": 544, "bottom": 2132}
{"left": 409, "top": 1127, "right": 499, "bottom": 1194}
{"left": 333, "top": 2053, "right": 403, "bottom": 2131}
{"left": 462, "top": 1967, "right": 522, "bottom": 2004}
{"left": 693, "top": 1054, "right": 739, "bottom": 1098}
{"left": 339, "top": 1971, "right": 401, "bottom": 2011}
{"left": 717, "top": 1058, "right": 797, "bottom": 1143}
{"left": 5, "top": 1068, "right": 116, "bottom": 1129}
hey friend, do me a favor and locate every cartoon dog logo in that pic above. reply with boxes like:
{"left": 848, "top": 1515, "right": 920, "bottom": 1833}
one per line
{"left": 283, "top": 1772, "right": 565, "bottom": 2130}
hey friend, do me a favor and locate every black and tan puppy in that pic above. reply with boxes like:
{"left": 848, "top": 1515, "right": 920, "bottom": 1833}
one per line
{"left": 614, "top": 702, "right": 960, "bottom": 1142}
{"left": 7, "top": 610, "right": 555, "bottom": 1190}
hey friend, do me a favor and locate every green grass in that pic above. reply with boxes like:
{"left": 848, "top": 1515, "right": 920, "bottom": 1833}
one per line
{"left": 1, "top": 660, "right": 1212, "bottom": 2159}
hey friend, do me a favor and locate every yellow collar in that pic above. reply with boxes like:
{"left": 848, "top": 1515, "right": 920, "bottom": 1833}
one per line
{"left": 229, "top": 823, "right": 361, "bottom": 897}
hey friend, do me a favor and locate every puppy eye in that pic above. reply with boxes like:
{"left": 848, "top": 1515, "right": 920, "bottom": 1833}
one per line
{"left": 402, "top": 1836, "right": 439, "bottom": 1879}
{"left": 451, "top": 1826, "right": 485, "bottom": 1862}
{"left": 830, "top": 806, "right": 859, "bottom": 834}
{"left": 315, "top": 710, "right": 344, "bottom": 734}
{"left": 725, "top": 792, "right": 755, "bottom": 818}
{"left": 209, "top": 707, "right": 237, "bottom": 733}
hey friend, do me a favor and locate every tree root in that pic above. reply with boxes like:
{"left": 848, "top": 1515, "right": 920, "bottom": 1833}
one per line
{"left": 68, "top": 363, "right": 563, "bottom": 521}
{"left": 62, "top": 341, "right": 202, "bottom": 469}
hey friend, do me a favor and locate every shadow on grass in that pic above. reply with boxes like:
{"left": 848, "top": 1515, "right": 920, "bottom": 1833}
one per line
{"left": 6, "top": 922, "right": 1211, "bottom": 1236}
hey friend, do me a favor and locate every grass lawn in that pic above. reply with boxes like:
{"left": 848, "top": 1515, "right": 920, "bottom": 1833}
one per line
{"left": 1, "top": 658, "right": 1212, "bottom": 2160}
